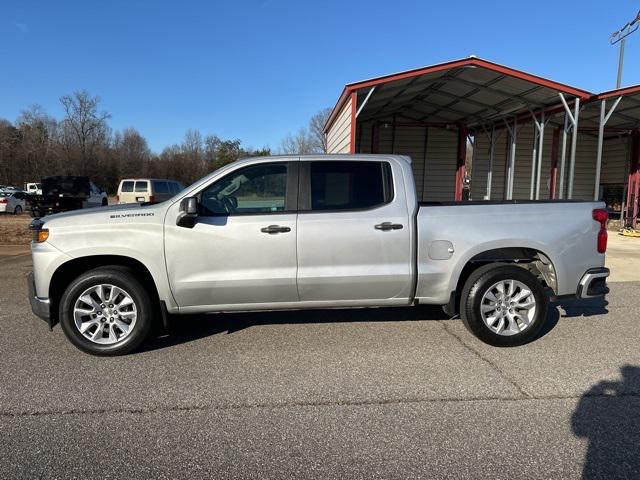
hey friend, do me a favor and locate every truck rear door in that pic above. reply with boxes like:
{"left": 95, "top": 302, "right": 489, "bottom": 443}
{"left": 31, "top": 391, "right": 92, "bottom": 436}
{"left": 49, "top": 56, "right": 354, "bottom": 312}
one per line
{"left": 296, "top": 159, "right": 413, "bottom": 305}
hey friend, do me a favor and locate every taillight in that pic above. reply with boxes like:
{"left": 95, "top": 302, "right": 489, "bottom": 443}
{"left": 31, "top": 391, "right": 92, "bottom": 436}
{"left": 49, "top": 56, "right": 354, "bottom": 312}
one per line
{"left": 0, "top": 199, "right": 6, "bottom": 204}
{"left": 149, "top": 195, "right": 155, "bottom": 203}
{"left": 592, "top": 208, "right": 608, "bottom": 253}
{"left": 116, "top": 195, "right": 119, "bottom": 202}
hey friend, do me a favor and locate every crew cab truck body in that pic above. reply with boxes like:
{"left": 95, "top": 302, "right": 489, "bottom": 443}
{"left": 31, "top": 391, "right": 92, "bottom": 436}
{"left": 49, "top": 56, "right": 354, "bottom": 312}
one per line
{"left": 28, "top": 155, "right": 610, "bottom": 355}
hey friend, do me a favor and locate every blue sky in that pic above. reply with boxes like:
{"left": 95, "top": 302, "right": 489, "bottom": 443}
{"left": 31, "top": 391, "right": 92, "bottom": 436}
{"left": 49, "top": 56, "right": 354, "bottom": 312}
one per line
{"left": 2, "top": 0, "right": 640, "bottom": 152}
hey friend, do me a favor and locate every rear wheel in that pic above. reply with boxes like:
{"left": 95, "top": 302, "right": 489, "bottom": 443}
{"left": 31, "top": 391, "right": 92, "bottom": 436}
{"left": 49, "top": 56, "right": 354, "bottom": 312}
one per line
{"left": 59, "top": 267, "right": 152, "bottom": 356}
{"left": 460, "top": 264, "right": 548, "bottom": 347}
{"left": 101, "top": 198, "right": 108, "bottom": 206}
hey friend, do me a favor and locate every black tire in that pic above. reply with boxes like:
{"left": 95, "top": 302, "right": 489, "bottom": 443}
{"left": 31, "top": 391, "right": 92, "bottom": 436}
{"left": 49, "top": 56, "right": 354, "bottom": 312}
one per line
{"left": 14, "top": 205, "right": 22, "bottom": 215}
{"left": 101, "top": 198, "right": 108, "bottom": 206}
{"left": 59, "top": 267, "right": 153, "bottom": 356}
{"left": 460, "top": 264, "right": 548, "bottom": 347}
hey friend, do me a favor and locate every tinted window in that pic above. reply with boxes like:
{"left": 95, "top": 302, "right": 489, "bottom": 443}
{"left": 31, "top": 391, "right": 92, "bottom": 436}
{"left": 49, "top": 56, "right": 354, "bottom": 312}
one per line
{"left": 200, "top": 163, "right": 288, "bottom": 215}
{"left": 135, "top": 181, "right": 148, "bottom": 192}
{"left": 121, "top": 181, "right": 134, "bottom": 192}
{"left": 309, "top": 161, "right": 391, "bottom": 211}
{"left": 153, "top": 181, "right": 169, "bottom": 194}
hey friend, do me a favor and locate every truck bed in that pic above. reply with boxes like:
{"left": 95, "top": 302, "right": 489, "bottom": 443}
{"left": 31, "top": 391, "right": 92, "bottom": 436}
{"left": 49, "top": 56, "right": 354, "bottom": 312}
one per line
{"left": 415, "top": 200, "right": 605, "bottom": 304}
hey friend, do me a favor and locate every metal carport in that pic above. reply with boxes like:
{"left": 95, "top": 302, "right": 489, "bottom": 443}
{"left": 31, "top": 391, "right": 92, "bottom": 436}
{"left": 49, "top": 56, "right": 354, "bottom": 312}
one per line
{"left": 324, "top": 56, "right": 640, "bottom": 227}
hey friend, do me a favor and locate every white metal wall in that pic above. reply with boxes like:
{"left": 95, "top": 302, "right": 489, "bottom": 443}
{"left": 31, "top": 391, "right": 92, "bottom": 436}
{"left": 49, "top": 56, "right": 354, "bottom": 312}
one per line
{"left": 356, "top": 119, "right": 631, "bottom": 203}
{"left": 357, "top": 123, "right": 457, "bottom": 202}
{"left": 326, "top": 100, "right": 352, "bottom": 154}
{"left": 470, "top": 120, "right": 626, "bottom": 201}
{"left": 601, "top": 136, "right": 629, "bottom": 184}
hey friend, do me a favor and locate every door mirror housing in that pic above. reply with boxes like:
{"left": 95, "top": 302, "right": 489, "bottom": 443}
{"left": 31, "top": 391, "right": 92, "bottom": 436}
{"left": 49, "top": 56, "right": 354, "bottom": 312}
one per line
{"left": 177, "top": 196, "right": 198, "bottom": 228}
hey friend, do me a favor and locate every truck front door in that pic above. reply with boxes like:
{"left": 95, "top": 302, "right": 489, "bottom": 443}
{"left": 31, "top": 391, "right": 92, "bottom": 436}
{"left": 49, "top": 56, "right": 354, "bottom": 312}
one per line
{"left": 164, "top": 161, "right": 299, "bottom": 310}
{"left": 296, "top": 160, "right": 413, "bottom": 306}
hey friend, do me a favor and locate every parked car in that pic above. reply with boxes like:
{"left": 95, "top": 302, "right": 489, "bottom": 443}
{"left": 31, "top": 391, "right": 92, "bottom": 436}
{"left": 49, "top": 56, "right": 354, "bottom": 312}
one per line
{"left": 30, "top": 176, "right": 107, "bottom": 217}
{"left": 0, "top": 190, "right": 27, "bottom": 214}
{"left": 116, "top": 178, "right": 184, "bottom": 204}
{"left": 27, "top": 155, "right": 609, "bottom": 356}
{"left": 24, "top": 182, "right": 42, "bottom": 196}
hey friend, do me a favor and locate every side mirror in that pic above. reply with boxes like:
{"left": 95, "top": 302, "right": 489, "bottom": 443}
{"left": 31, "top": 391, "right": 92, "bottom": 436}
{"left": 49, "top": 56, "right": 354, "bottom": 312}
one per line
{"left": 177, "top": 196, "right": 198, "bottom": 228}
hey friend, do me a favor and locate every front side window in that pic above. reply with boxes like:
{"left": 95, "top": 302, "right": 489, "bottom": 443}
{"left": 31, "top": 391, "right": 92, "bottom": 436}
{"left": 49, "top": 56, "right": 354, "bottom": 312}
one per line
{"left": 200, "top": 163, "right": 288, "bottom": 216}
{"left": 309, "top": 161, "right": 391, "bottom": 211}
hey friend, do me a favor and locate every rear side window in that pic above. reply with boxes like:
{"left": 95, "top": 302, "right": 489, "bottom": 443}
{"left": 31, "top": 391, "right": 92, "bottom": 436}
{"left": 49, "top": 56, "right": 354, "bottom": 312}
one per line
{"left": 308, "top": 161, "right": 392, "bottom": 211}
{"left": 153, "top": 181, "right": 169, "bottom": 194}
{"left": 121, "top": 181, "right": 134, "bottom": 193}
{"left": 135, "top": 181, "right": 148, "bottom": 192}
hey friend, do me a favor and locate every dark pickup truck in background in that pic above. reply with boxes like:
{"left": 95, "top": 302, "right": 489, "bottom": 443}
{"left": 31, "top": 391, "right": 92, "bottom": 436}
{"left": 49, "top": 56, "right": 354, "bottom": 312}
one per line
{"left": 30, "top": 176, "right": 108, "bottom": 217}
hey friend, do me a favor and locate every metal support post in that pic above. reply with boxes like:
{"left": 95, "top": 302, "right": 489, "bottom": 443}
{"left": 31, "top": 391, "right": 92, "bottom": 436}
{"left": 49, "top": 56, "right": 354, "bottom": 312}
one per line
{"left": 594, "top": 96, "right": 623, "bottom": 200}
{"left": 528, "top": 109, "right": 545, "bottom": 200}
{"left": 530, "top": 125, "right": 539, "bottom": 200}
{"left": 482, "top": 124, "right": 496, "bottom": 200}
{"left": 550, "top": 128, "right": 560, "bottom": 199}
{"left": 559, "top": 93, "right": 580, "bottom": 199}
{"left": 558, "top": 114, "right": 569, "bottom": 199}
{"left": 455, "top": 126, "right": 468, "bottom": 201}
{"left": 503, "top": 118, "right": 517, "bottom": 200}
{"left": 535, "top": 112, "right": 545, "bottom": 200}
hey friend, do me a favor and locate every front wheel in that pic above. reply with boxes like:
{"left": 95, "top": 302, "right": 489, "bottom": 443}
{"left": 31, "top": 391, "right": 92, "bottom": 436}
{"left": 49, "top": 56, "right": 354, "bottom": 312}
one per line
{"left": 460, "top": 264, "right": 548, "bottom": 347}
{"left": 14, "top": 205, "right": 22, "bottom": 215}
{"left": 59, "top": 267, "right": 153, "bottom": 356}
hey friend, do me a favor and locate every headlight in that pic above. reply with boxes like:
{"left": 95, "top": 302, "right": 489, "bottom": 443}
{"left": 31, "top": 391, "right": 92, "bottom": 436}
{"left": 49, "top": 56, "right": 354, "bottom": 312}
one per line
{"left": 29, "top": 219, "right": 49, "bottom": 243}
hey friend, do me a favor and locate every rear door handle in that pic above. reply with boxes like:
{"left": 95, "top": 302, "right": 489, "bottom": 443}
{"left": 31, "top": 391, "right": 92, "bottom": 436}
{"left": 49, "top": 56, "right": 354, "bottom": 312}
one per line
{"left": 374, "top": 222, "right": 403, "bottom": 231}
{"left": 261, "top": 225, "right": 291, "bottom": 234}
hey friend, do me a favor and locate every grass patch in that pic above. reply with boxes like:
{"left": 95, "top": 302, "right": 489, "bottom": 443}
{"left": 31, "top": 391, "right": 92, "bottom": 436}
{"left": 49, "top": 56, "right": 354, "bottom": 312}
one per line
{"left": 0, "top": 214, "right": 33, "bottom": 245}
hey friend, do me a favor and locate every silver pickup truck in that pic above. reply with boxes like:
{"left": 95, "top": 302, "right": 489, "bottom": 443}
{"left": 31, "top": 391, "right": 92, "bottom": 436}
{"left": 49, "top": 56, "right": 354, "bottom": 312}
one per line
{"left": 28, "top": 155, "right": 610, "bottom": 355}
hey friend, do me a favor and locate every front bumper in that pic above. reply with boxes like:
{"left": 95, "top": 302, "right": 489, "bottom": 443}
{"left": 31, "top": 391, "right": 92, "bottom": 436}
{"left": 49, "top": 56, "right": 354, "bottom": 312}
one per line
{"left": 577, "top": 267, "right": 610, "bottom": 299}
{"left": 27, "top": 271, "right": 51, "bottom": 326}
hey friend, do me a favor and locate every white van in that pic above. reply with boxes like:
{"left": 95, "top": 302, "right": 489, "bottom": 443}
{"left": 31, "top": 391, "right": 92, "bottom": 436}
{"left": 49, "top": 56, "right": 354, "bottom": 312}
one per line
{"left": 116, "top": 178, "right": 184, "bottom": 204}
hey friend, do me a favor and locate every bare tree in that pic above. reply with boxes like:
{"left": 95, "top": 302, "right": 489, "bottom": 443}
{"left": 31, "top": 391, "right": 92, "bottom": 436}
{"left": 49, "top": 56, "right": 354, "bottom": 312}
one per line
{"left": 279, "top": 128, "right": 315, "bottom": 155}
{"left": 280, "top": 107, "right": 332, "bottom": 154}
{"left": 113, "top": 127, "right": 150, "bottom": 178}
{"left": 16, "top": 105, "right": 59, "bottom": 179}
{"left": 59, "top": 90, "right": 110, "bottom": 174}
{"left": 308, "top": 107, "right": 331, "bottom": 153}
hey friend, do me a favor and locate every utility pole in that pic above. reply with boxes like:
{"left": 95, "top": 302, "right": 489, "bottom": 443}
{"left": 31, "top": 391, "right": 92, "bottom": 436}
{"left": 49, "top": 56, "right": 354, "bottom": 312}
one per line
{"left": 610, "top": 10, "right": 640, "bottom": 229}
{"left": 610, "top": 9, "right": 640, "bottom": 88}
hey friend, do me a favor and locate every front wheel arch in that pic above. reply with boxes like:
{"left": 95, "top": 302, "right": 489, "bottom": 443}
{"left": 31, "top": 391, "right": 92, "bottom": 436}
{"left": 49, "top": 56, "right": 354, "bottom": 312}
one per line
{"left": 49, "top": 255, "right": 161, "bottom": 326}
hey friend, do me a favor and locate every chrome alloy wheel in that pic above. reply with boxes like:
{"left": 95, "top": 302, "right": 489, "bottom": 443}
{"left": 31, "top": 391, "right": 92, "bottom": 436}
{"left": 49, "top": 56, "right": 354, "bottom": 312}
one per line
{"left": 73, "top": 284, "right": 137, "bottom": 345}
{"left": 480, "top": 279, "right": 537, "bottom": 336}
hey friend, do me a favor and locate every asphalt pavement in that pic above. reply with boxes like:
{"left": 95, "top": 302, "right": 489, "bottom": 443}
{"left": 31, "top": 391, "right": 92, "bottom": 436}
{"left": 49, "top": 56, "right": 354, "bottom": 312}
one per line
{"left": 1, "top": 253, "right": 639, "bottom": 479}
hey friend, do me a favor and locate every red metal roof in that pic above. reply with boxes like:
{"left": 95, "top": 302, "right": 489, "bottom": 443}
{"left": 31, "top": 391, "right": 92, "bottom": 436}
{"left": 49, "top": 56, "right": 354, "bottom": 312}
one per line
{"left": 325, "top": 56, "right": 594, "bottom": 133}
{"left": 597, "top": 84, "right": 640, "bottom": 99}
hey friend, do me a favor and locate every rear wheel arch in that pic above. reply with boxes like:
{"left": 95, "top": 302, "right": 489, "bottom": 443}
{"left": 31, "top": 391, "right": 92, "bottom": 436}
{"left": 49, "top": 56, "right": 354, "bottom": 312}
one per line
{"left": 460, "top": 264, "right": 549, "bottom": 346}
{"left": 445, "top": 247, "right": 557, "bottom": 317}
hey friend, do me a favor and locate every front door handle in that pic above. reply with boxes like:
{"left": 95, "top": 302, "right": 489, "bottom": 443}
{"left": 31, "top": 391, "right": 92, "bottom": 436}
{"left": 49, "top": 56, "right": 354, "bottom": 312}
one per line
{"left": 261, "top": 225, "right": 291, "bottom": 234}
{"left": 375, "top": 222, "right": 403, "bottom": 231}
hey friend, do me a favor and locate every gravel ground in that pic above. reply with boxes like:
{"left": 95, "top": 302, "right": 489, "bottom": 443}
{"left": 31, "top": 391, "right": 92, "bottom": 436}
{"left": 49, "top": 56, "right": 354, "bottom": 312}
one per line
{"left": 1, "top": 254, "right": 639, "bottom": 479}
